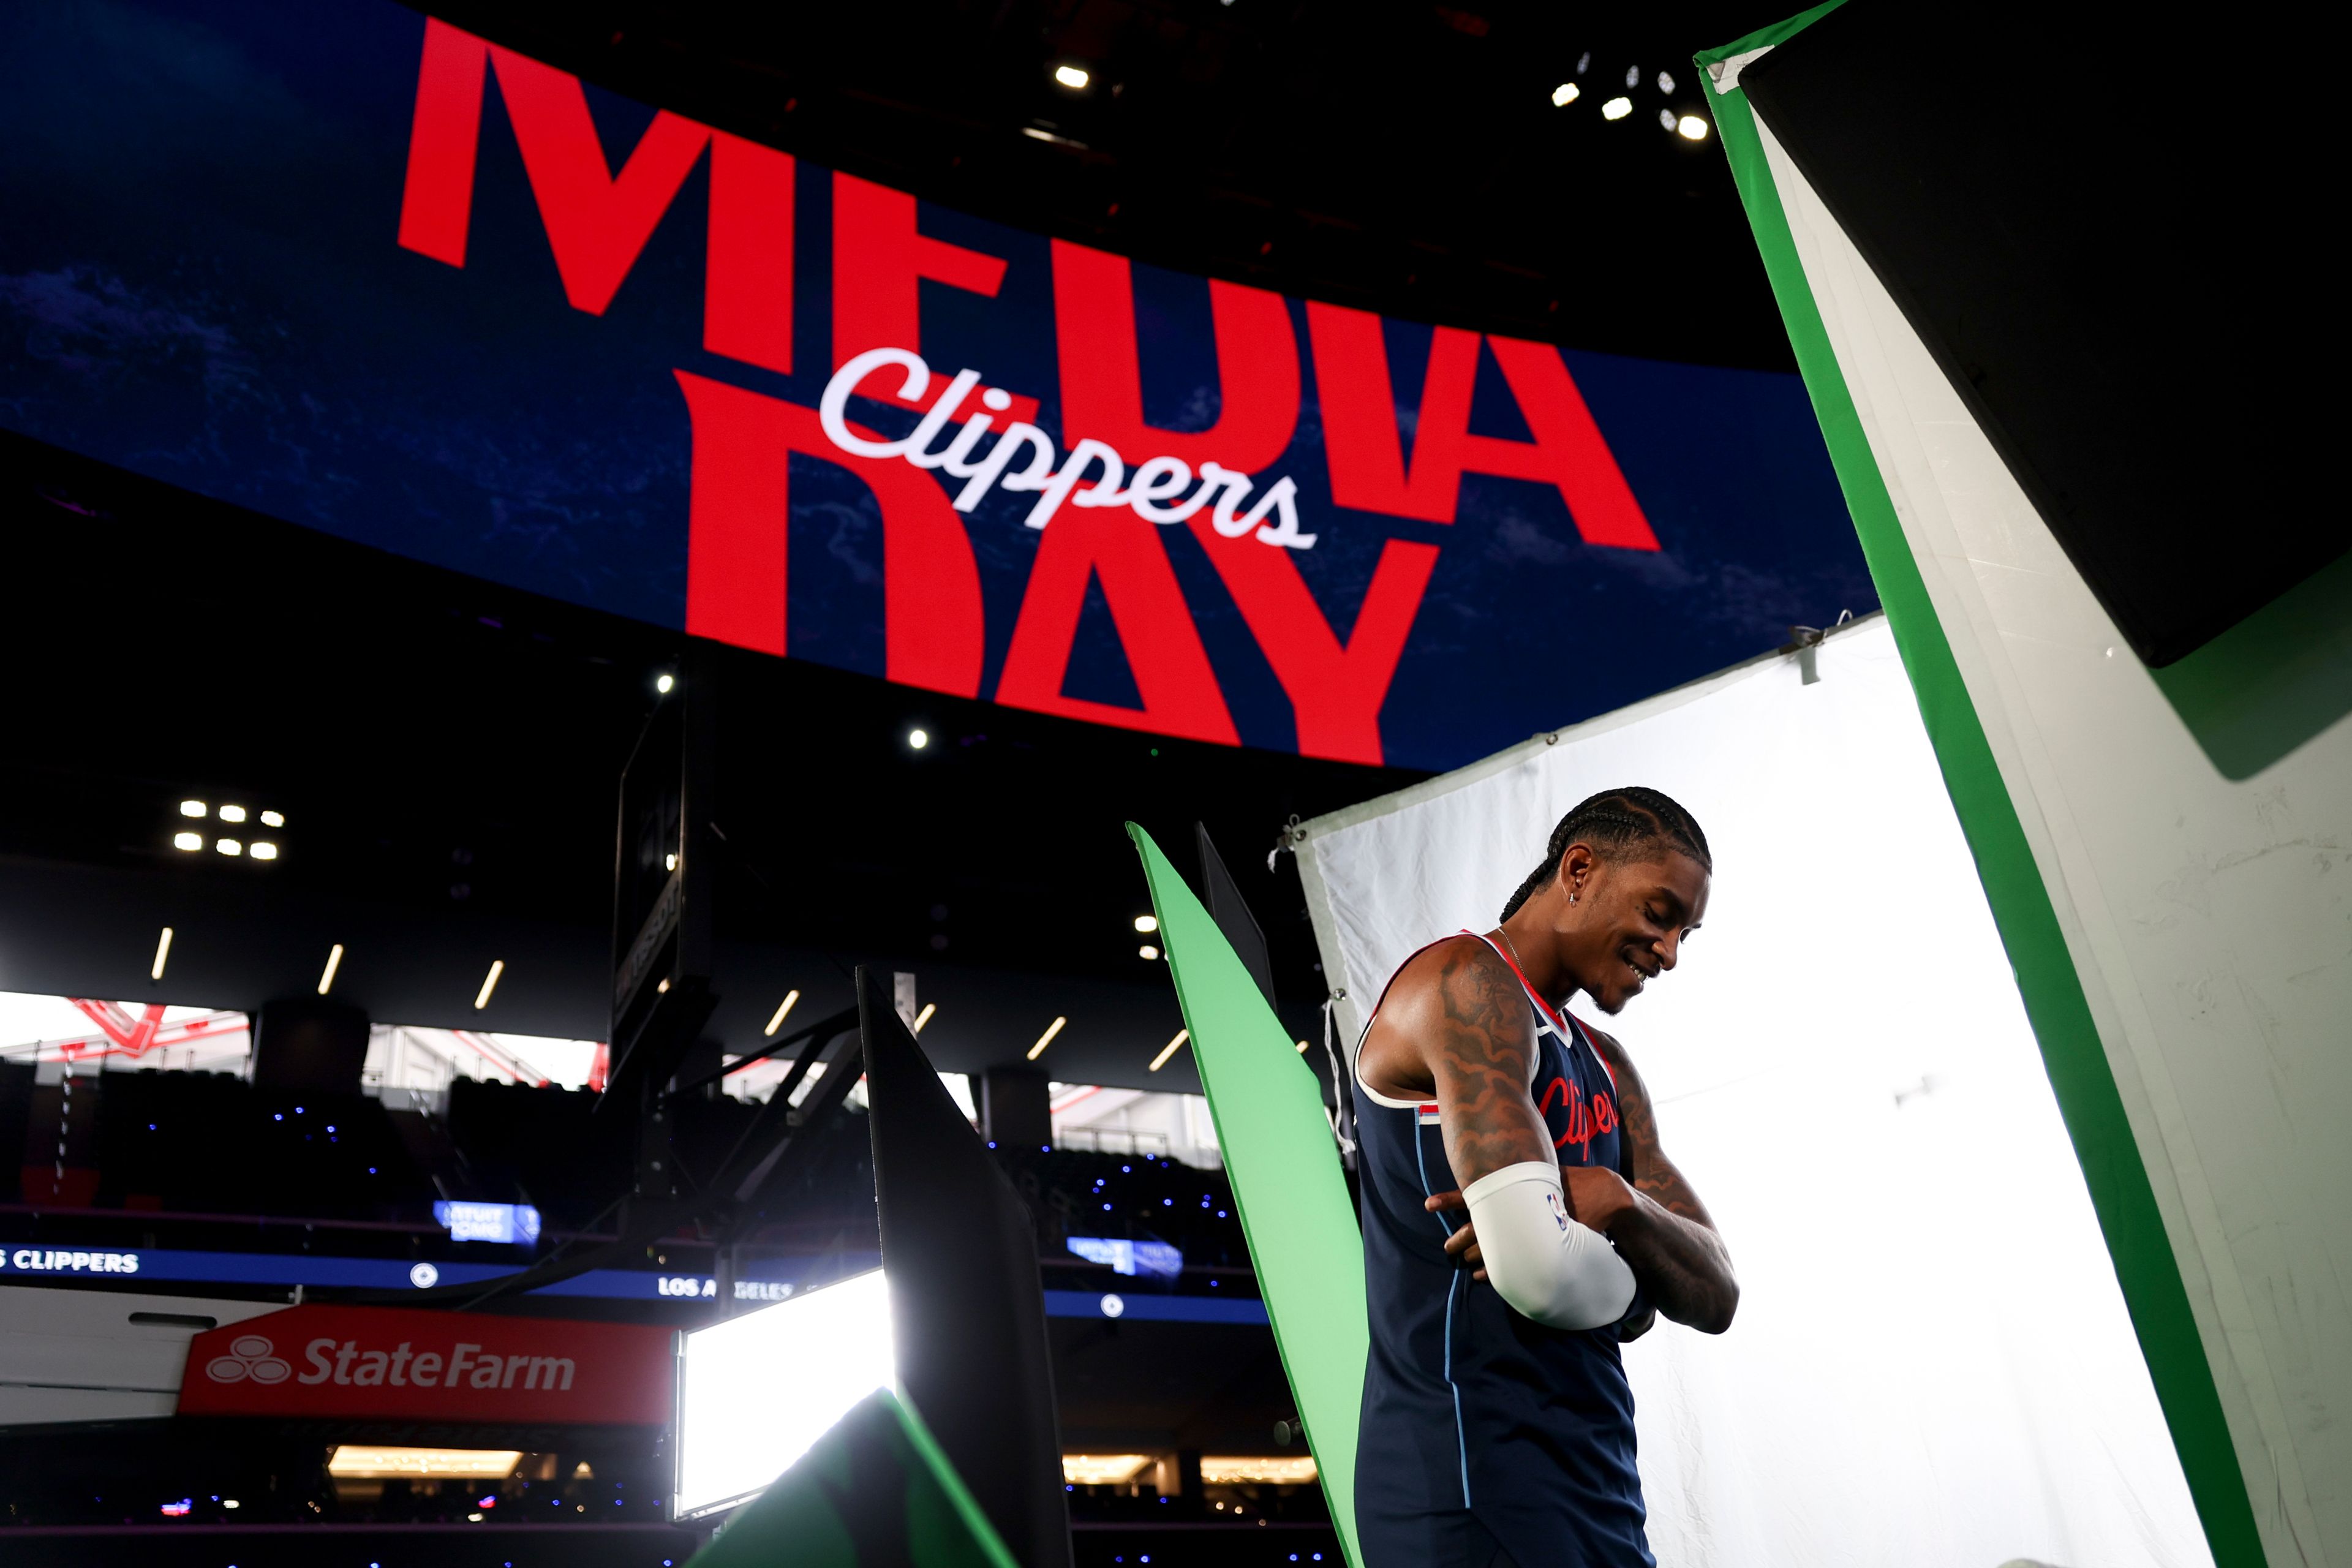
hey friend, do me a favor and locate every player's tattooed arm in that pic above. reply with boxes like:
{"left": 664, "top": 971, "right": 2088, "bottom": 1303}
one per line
{"left": 1587, "top": 1028, "right": 1740, "bottom": 1333}
{"left": 1424, "top": 942, "right": 1556, "bottom": 1186}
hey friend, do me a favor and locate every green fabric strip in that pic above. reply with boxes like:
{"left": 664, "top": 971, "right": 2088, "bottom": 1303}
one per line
{"left": 1691, "top": 0, "right": 1847, "bottom": 70}
{"left": 1131, "top": 823, "right": 1366, "bottom": 1567}
{"left": 1697, "top": 25, "right": 2266, "bottom": 1567}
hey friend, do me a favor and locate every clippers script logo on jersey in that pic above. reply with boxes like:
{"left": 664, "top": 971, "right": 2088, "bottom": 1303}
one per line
{"left": 1537, "top": 1072, "right": 1618, "bottom": 1160}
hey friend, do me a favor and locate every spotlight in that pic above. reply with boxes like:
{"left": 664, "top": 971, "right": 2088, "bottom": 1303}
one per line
{"left": 763, "top": 990, "right": 801, "bottom": 1035}
{"left": 179, "top": 800, "right": 207, "bottom": 818}
{"left": 1656, "top": 70, "right": 1675, "bottom": 94}
{"left": 1602, "top": 96, "right": 1632, "bottom": 120}
{"left": 1054, "top": 64, "right": 1090, "bottom": 89}
{"left": 151, "top": 926, "right": 173, "bottom": 981}
{"left": 475, "top": 959, "right": 505, "bottom": 1010}
{"left": 218, "top": 804, "right": 247, "bottom": 824}
{"left": 656, "top": 673, "right": 675, "bottom": 695}
{"left": 249, "top": 842, "right": 279, "bottom": 861}
{"left": 173, "top": 832, "right": 203, "bottom": 852}
{"left": 665, "top": 853, "right": 677, "bottom": 872}
{"left": 216, "top": 839, "right": 243, "bottom": 856}
{"left": 1149, "top": 1029, "right": 1189, "bottom": 1072}
{"left": 908, "top": 728, "right": 930, "bottom": 750}
{"left": 1138, "top": 944, "right": 1160, "bottom": 961}
{"left": 1550, "top": 82, "right": 1579, "bottom": 107}
{"left": 1658, "top": 108, "right": 1678, "bottom": 131}
{"left": 1624, "top": 64, "right": 1639, "bottom": 89}
{"left": 260, "top": 810, "right": 284, "bottom": 827}
{"left": 1678, "top": 115, "right": 1710, "bottom": 141}
{"left": 1134, "top": 914, "right": 1158, "bottom": 933}
{"left": 1027, "top": 1015, "right": 1068, "bottom": 1061}
{"left": 318, "top": 943, "right": 345, "bottom": 996}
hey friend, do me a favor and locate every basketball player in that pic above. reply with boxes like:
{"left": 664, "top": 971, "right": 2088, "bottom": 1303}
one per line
{"left": 1351, "top": 788, "right": 1738, "bottom": 1567}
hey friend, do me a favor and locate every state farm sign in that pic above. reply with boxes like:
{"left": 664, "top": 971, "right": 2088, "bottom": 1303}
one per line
{"left": 177, "top": 1304, "right": 671, "bottom": 1425}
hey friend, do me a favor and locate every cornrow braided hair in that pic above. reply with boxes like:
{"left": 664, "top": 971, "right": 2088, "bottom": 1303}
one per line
{"left": 1498, "top": 786, "right": 1713, "bottom": 922}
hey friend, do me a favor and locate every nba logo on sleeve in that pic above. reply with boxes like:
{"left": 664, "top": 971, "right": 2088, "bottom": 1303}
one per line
{"left": 1545, "top": 1189, "right": 1570, "bottom": 1232}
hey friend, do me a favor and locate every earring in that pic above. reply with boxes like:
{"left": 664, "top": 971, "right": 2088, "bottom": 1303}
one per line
{"left": 1569, "top": 894, "right": 1577, "bottom": 904}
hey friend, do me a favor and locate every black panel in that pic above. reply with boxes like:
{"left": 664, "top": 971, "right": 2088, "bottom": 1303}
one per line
{"left": 1195, "top": 824, "right": 1277, "bottom": 1012}
{"left": 861, "top": 967, "right": 1072, "bottom": 1568}
{"left": 979, "top": 1067, "right": 1053, "bottom": 1153}
{"left": 1743, "top": 4, "right": 2346, "bottom": 664}
{"left": 249, "top": 997, "right": 371, "bottom": 1095}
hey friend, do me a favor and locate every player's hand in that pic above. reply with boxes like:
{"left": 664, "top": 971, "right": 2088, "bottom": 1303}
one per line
{"left": 1422, "top": 1190, "right": 1487, "bottom": 1280}
{"left": 1562, "top": 1166, "right": 1636, "bottom": 1232}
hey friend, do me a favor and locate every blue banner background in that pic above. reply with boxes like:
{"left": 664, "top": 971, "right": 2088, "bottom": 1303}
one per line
{"left": 0, "top": 1, "right": 1872, "bottom": 771}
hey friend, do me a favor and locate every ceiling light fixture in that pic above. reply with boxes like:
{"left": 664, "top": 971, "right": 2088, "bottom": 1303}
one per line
{"left": 173, "top": 831, "right": 203, "bottom": 852}
{"left": 475, "top": 959, "right": 505, "bottom": 1010}
{"left": 1054, "top": 64, "right": 1090, "bottom": 89}
{"left": 260, "top": 810, "right": 285, "bottom": 827}
{"left": 1602, "top": 96, "right": 1632, "bottom": 121}
{"left": 179, "top": 800, "right": 206, "bottom": 818}
{"left": 151, "top": 926, "right": 173, "bottom": 981}
{"left": 1133, "top": 914, "right": 1158, "bottom": 933}
{"left": 912, "top": 1002, "right": 936, "bottom": 1034}
{"left": 1678, "top": 115, "right": 1710, "bottom": 141}
{"left": 656, "top": 673, "right": 675, "bottom": 695}
{"left": 1148, "top": 1029, "right": 1189, "bottom": 1071}
{"left": 1138, "top": 944, "right": 1160, "bottom": 960}
{"left": 318, "top": 943, "right": 345, "bottom": 995}
{"left": 1295, "top": 1039, "right": 1312, "bottom": 1054}
{"left": 1550, "top": 82, "right": 1579, "bottom": 107}
{"left": 1657, "top": 70, "right": 1675, "bottom": 94}
{"left": 908, "top": 728, "right": 929, "bottom": 750}
{"left": 1061, "top": 1454, "right": 1153, "bottom": 1487}
{"left": 1624, "top": 64, "right": 1640, "bottom": 89}
{"left": 328, "top": 1447, "right": 523, "bottom": 1480}
{"left": 249, "top": 842, "right": 279, "bottom": 861}
{"left": 219, "top": 805, "right": 247, "bottom": 824}
{"left": 216, "top": 839, "right": 243, "bottom": 856}
{"left": 764, "top": 990, "right": 801, "bottom": 1035}
{"left": 1027, "top": 1015, "right": 1068, "bottom": 1061}
{"left": 1658, "top": 108, "right": 1679, "bottom": 132}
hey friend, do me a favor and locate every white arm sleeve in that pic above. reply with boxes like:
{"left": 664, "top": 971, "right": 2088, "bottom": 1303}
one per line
{"left": 1462, "top": 1161, "right": 1638, "bottom": 1330}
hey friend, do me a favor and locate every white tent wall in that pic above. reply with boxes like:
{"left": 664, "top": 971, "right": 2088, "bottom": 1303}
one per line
{"left": 1691, "top": 43, "right": 2348, "bottom": 1564}
{"left": 1295, "top": 617, "right": 2209, "bottom": 1568}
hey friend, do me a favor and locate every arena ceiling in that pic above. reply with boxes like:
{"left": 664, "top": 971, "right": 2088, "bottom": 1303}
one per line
{"left": 420, "top": 0, "right": 1797, "bottom": 369}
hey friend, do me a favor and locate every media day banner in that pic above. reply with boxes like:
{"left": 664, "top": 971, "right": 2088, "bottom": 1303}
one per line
{"left": 0, "top": 2, "right": 1872, "bottom": 770}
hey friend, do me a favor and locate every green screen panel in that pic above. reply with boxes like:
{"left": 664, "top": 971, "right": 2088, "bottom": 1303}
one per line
{"left": 1129, "top": 823, "right": 1367, "bottom": 1567}
{"left": 1693, "top": 16, "right": 2266, "bottom": 1562}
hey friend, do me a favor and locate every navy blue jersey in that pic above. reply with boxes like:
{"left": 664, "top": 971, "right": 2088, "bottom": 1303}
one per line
{"left": 1353, "top": 933, "right": 1653, "bottom": 1568}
